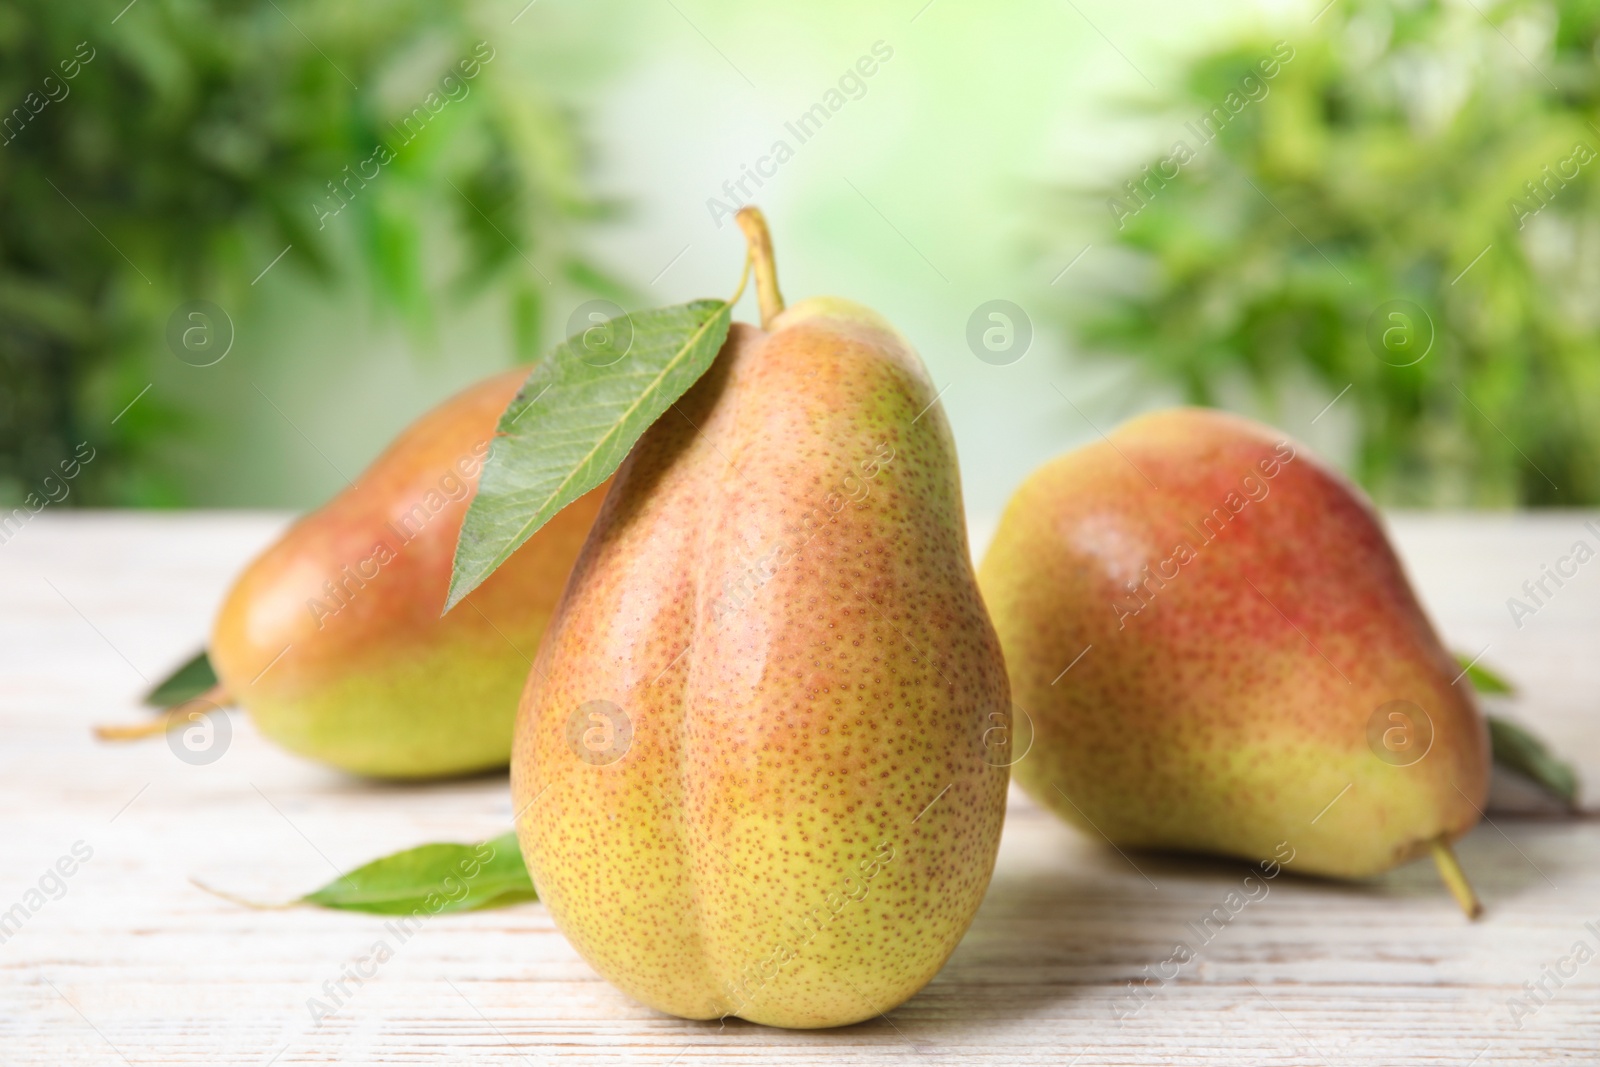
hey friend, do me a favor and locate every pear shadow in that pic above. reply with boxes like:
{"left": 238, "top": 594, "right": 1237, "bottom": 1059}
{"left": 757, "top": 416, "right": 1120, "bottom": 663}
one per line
{"left": 314, "top": 763, "right": 511, "bottom": 795}
{"left": 651, "top": 999, "right": 1005, "bottom": 1055}
{"left": 908, "top": 844, "right": 1239, "bottom": 1024}
{"left": 884, "top": 807, "right": 1585, "bottom": 1036}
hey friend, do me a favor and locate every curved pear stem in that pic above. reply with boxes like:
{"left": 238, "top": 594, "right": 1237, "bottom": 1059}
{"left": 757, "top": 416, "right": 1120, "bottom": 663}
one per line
{"left": 94, "top": 684, "right": 232, "bottom": 742}
{"left": 735, "top": 206, "right": 784, "bottom": 328}
{"left": 1430, "top": 836, "right": 1484, "bottom": 920}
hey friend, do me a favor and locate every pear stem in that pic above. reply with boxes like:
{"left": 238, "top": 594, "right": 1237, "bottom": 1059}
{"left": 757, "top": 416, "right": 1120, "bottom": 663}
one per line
{"left": 1430, "top": 836, "right": 1484, "bottom": 920}
{"left": 735, "top": 206, "right": 784, "bottom": 328}
{"left": 94, "top": 684, "right": 232, "bottom": 742}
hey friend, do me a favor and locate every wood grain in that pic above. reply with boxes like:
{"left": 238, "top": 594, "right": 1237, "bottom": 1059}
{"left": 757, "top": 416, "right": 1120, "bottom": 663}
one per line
{"left": 2, "top": 511, "right": 1596, "bottom": 1065}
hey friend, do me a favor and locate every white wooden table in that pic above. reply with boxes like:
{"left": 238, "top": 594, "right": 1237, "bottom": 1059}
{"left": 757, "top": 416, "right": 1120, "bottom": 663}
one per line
{"left": 3, "top": 511, "right": 1597, "bottom": 1065}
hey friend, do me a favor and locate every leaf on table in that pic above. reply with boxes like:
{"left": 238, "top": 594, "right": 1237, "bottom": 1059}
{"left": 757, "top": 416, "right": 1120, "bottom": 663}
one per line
{"left": 1488, "top": 715, "right": 1580, "bottom": 809}
{"left": 144, "top": 649, "right": 218, "bottom": 708}
{"left": 302, "top": 832, "right": 535, "bottom": 915}
{"left": 1455, "top": 652, "right": 1515, "bottom": 696}
{"left": 445, "top": 298, "right": 733, "bottom": 611}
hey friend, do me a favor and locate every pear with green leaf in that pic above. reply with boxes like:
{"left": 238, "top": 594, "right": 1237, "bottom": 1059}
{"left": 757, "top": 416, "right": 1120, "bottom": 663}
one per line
{"left": 506, "top": 209, "right": 1010, "bottom": 1027}
{"left": 100, "top": 372, "right": 607, "bottom": 778}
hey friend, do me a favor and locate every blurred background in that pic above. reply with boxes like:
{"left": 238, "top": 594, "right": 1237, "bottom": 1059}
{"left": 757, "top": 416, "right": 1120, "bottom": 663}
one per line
{"left": 4, "top": 0, "right": 1597, "bottom": 517}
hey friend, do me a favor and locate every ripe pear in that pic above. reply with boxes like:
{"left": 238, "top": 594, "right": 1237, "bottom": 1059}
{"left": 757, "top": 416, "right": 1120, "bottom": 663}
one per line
{"left": 978, "top": 408, "right": 1490, "bottom": 912}
{"left": 202, "top": 370, "right": 607, "bottom": 778}
{"left": 511, "top": 209, "right": 1009, "bottom": 1028}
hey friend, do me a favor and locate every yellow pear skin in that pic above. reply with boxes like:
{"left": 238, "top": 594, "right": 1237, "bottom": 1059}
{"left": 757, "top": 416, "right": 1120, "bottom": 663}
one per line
{"left": 210, "top": 371, "right": 607, "bottom": 778}
{"left": 979, "top": 408, "right": 1489, "bottom": 880}
{"left": 511, "top": 248, "right": 1009, "bottom": 1026}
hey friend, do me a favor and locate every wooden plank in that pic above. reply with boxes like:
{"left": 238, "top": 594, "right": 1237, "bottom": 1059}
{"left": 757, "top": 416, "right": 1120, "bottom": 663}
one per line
{"left": 2, "top": 512, "right": 1596, "bottom": 1064}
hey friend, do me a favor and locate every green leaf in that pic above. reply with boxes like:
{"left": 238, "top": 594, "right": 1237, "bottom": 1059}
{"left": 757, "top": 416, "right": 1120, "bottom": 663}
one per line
{"left": 144, "top": 649, "right": 218, "bottom": 708}
{"left": 446, "top": 299, "right": 733, "bottom": 610}
{"left": 1456, "top": 652, "right": 1515, "bottom": 696}
{"left": 303, "top": 832, "right": 535, "bottom": 915}
{"left": 1489, "top": 715, "right": 1580, "bottom": 809}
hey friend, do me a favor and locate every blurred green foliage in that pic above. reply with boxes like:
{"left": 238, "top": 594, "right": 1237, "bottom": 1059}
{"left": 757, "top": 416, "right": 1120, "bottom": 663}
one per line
{"left": 1064, "top": 0, "right": 1600, "bottom": 507}
{"left": 0, "top": 0, "right": 615, "bottom": 506}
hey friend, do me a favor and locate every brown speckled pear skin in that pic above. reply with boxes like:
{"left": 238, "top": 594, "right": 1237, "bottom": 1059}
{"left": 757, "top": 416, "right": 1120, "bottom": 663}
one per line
{"left": 210, "top": 370, "right": 608, "bottom": 779}
{"left": 979, "top": 408, "right": 1488, "bottom": 879}
{"left": 511, "top": 299, "right": 1010, "bottom": 1028}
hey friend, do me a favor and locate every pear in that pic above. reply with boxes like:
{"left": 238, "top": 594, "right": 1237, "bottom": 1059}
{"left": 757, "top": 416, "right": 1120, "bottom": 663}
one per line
{"left": 511, "top": 209, "right": 1009, "bottom": 1027}
{"left": 978, "top": 408, "right": 1490, "bottom": 914}
{"left": 194, "top": 371, "right": 605, "bottom": 778}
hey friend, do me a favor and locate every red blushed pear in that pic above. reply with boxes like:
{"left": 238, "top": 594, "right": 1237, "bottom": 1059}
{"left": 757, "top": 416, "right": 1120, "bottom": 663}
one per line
{"left": 978, "top": 408, "right": 1490, "bottom": 917}
{"left": 104, "top": 371, "right": 607, "bottom": 778}
{"left": 511, "top": 209, "right": 1010, "bottom": 1027}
